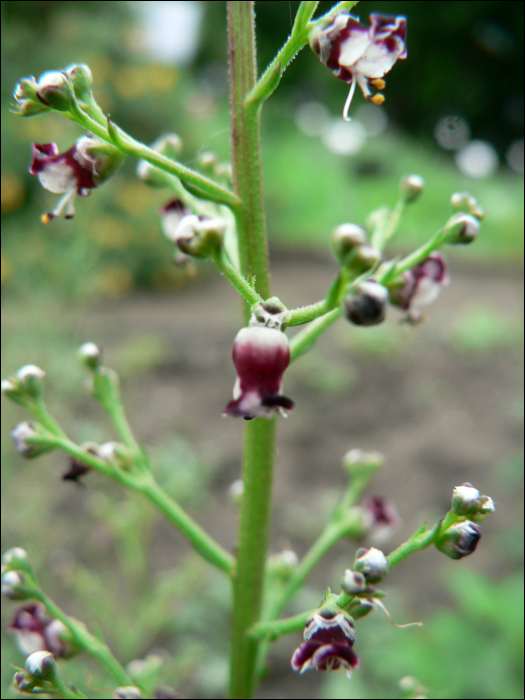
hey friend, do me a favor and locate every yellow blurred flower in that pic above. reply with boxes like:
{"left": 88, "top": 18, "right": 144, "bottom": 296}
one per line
{"left": 113, "top": 65, "right": 151, "bottom": 100}
{"left": 1, "top": 172, "right": 26, "bottom": 214}
{"left": 88, "top": 215, "right": 134, "bottom": 249}
{"left": 144, "top": 64, "right": 179, "bottom": 92}
{"left": 95, "top": 265, "right": 134, "bottom": 299}
{"left": 1, "top": 254, "right": 11, "bottom": 284}
{"left": 152, "top": 265, "right": 191, "bottom": 291}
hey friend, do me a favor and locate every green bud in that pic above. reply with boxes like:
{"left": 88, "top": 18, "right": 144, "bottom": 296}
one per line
{"left": 341, "top": 569, "right": 367, "bottom": 595}
{"left": 267, "top": 549, "right": 299, "bottom": 582}
{"left": 10, "top": 421, "right": 56, "bottom": 458}
{"left": 26, "top": 651, "right": 57, "bottom": 681}
{"left": 450, "top": 191, "right": 485, "bottom": 220}
{"left": 36, "top": 71, "right": 76, "bottom": 112}
{"left": 342, "top": 449, "right": 384, "bottom": 478}
{"left": 13, "top": 76, "right": 51, "bottom": 116}
{"left": 1, "top": 570, "right": 31, "bottom": 600}
{"left": 16, "top": 365, "right": 46, "bottom": 398}
{"left": 78, "top": 342, "right": 102, "bottom": 370}
{"left": 435, "top": 520, "right": 481, "bottom": 560}
{"left": 152, "top": 133, "right": 183, "bottom": 159}
{"left": 400, "top": 174, "right": 424, "bottom": 203}
{"left": 1, "top": 547, "right": 30, "bottom": 574}
{"left": 332, "top": 223, "right": 368, "bottom": 266}
{"left": 176, "top": 215, "right": 226, "bottom": 259}
{"left": 65, "top": 63, "right": 93, "bottom": 100}
{"left": 353, "top": 547, "right": 389, "bottom": 583}
{"left": 345, "top": 244, "right": 382, "bottom": 274}
{"left": 80, "top": 137, "right": 126, "bottom": 184}
{"left": 443, "top": 212, "right": 480, "bottom": 244}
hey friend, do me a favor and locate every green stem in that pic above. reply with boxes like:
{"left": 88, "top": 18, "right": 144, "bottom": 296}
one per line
{"left": 230, "top": 417, "right": 277, "bottom": 698}
{"left": 377, "top": 229, "right": 446, "bottom": 285}
{"left": 249, "top": 608, "right": 314, "bottom": 641}
{"left": 289, "top": 308, "right": 341, "bottom": 362}
{"left": 50, "top": 435, "right": 234, "bottom": 576}
{"left": 228, "top": 0, "right": 271, "bottom": 310}
{"left": 387, "top": 521, "right": 442, "bottom": 570}
{"left": 211, "top": 249, "right": 263, "bottom": 305}
{"left": 30, "top": 588, "right": 139, "bottom": 692}
{"left": 370, "top": 199, "right": 407, "bottom": 252}
{"left": 288, "top": 299, "right": 328, "bottom": 326}
{"left": 67, "top": 104, "right": 240, "bottom": 209}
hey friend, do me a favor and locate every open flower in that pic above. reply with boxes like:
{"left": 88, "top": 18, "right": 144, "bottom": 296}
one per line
{"left": 223, "top": 305, "right": 293, "bottom": 420}
{"left": 389, "top": 252, "right": 449, "bottom": 323}
{"left": 159, "top": 199, "right": 193, "bottom": 265}
{"left": 309, "top": 13, "right": 407, "bottom": 120}
{"left": 291, "top": 607, "right": 359, "bottom": 678}
{"left": 8, "top": 604, "right": 76, "bottom": 658}
{"left": 30, "top": 135, "right": 125, "bottom": 223}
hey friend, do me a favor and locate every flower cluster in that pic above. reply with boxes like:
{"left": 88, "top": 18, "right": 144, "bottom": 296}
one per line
{"left": 8, "top": 604, "right": 75, "bottom": 658}
{"left": 291, "top": 607, "right": 359, "bottom": 678}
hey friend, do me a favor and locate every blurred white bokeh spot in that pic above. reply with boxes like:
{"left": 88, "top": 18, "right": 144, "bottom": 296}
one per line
{"left": 321, "top": 118, "right": 367, "bottom": 155}
{"left": 354, "top": 103, "right": 389, "bottom": 137}
{"left": 134, "top": 1, "right": 204, "bottom": 64}
{"left": 295, "top": 101, "right": 331, "bottom": 137}
{"left": 455, "top": 140, "right": 499, "bottom": 178}
{"left": 434, "top": 115, "right": 470, "bottom": 150}
{"left": 505, "top": 139, "right": 524, "bottom": 174}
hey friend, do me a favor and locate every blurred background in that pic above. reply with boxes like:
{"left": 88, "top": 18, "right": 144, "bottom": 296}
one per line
{"left": 1, "top": 1, "right": 523, "bottom": 698}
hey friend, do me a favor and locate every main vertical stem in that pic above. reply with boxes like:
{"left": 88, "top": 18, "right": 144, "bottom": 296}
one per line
{"left": 227, "top": 2, "right": 277, "bottom": 698}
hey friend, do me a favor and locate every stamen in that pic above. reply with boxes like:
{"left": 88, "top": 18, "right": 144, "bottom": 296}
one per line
{"left": 371, "top": 598, "right": 423, "bottom": 629}
{"left": 343, "top": 77, "right": 357, "bottom": 122}
{"left": 50, "top": 190, "right": 76, "bottom": 220}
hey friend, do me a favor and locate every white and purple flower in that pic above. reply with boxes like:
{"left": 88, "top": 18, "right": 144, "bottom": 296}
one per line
{"left": 29, "top": 135, "right": 125, "bottom": 223}
{"left": 291, "top": 607, "right": 359, "bottom": 678}
{"left": 8, "top": 604, "right": 75, "bottom": 658}
{"left": 309, "top": 13, "right": 407, "bottom": 120}
{"left": 389, "top": 252, "right": 449, "bottom": 323}
{"left": 223, "top": 307, "right": 294, "bottom": 420}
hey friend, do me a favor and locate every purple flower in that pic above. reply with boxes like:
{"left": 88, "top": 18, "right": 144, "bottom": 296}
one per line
{"left": 8, "top": 604, "right": 75, "bottom": 658}
{"left": 362, "top": 497, "right": 400, "bottom": 544}
{"left": 291, "top": 608, "right": 359, "bottom": 678}
{"left": 29, "top": 135, "right": 125, "bottom": 223}
{"left": 389, "top": 252, "right": 449, "bottom": 323}
{"left": 223, "top": 310, "right": 294, "bottom": 420}
{"left": 309, "top": 13, "right": 407, "bottom": 120}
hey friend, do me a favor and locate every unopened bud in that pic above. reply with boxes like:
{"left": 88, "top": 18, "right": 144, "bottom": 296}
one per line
{"left": 347, "top": 597, "right": 374, "bottom": 620}
{"left": 98, "top": 442, "right": 133, "bottom": 469}
{"left": 26, "top": 650, "right": 56, "bottom": 680}
{"left": 36, "top": 71, "right": 75, "bottom": 112}
{"left": 344, "top": 280, "right": 388, "bottom": 326}
{"left": 175, "top": 215, "right": 225, "bottom": 259}
{"left": 13, "top": 670, "right": 37, "bottom": 692}
{"left": 198, "top": 151, "right": 218, "bottom": 171}
{"left": 353, "top": 547, "right": 389, "bottom": 583}
{"left": 342, "top": 449, "right": 384, "bottom": 478}
{"left": 153, "top": 133, "right": 183, "bottom": 159}
{"left": 268, "top": 549, "right": 299, "bottom": 581}
{"left": 332, "top": 223, "right": 368, "bottom": 265}
{"left": 450, "top": 192, "right": 485, "bottom": 220}
{"left": 228, "top": 479, "right": 244, "bottom": 507}
{"left": 16, "top": 365, "right": 46, "bottom": 398}
{"left": 1, "top": 548, "right": 30, "bottom": 574}
{"left": 400, "top": 174, "right": 424, "bottom": 203}
{"left": 346, "top": 244, "right": 382, "bottom": 274}
{"left": 341, "top": 569, "right": 367, "bottom": 595}
{"left": 13, "top": 76, "right": 51, "bottom": 116}
{"left": 113, "top": 687, "right": 143, "bottom": 699}
{"left": 451, "top": 482, "right": 480, "bottom": 515}
{"left": 10, "top": 422, "right": 55, "bottom": 458}
{"left": 78, "top": 342, "right": 102, "bottom": 370}
{"left": 65, "top": 63, "right": 93, "bottom": 101}
{"left": 435, "top": 521, "right": 481, "bottom": 560}
{"left": 444, "top": 212, "right": 480, "bottom": 244}
{"left": 1, "top": 571, "right": 29, "bottom": 599}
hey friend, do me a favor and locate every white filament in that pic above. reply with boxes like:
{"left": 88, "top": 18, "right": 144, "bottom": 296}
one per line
{"left": 343, "top": 77, "right": 357, "bottom": 122}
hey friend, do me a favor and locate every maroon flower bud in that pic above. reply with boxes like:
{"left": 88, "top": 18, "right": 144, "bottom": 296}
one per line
{"left": 292, "top": 607, "right": 359, "bottom": 678}
{"left": 159, "top": 199, "right": 193, "bottom": 265}
{"left": 388, "top": 252, "right": 449, "bottom": 323}
{"left": 309, "top": 13, "right": 407, "bottom": 120}
{"left": 173, "top": 214, "right": 226, "bottom": 259}
{"left": 362, "top": 496, "right": 400, "bottom": 543}
{"left": 435, "top": 521, "right": 482, "bottom": 560}
{"left": 35, "top": 71, "right": 75, "bottom": 112}
{"left": 341, "top": 569, "right": 367, "bottom": 595}
{"left": 30, "top": 135, "right": 125, "bottom": 223}
{"left": 344, "top": 280, "right": 388, "bottom": 326}
{"left": 223, "top": 309, "right": 294, "bottom": 420}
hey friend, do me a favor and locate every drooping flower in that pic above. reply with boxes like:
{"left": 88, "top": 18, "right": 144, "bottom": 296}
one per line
{"left": 388, "top": 252, "right": 449, "bottom": 323}
{"left": 159, "top": 199, "right": 193, "bottom": 265}
{"left": 8, "top": 604, "right": 77, "bottom": 658}
{"left": 29, "top": 135, "right": 125, "bottom": 223}
{"left": 223, "top": 304, "right": 294, "bottom": 420}
{"left": 309, "top": 13, "right": 407, "bottom": 120}
{"left": 291, "top": 607, "right": 359, "bottom": 678}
